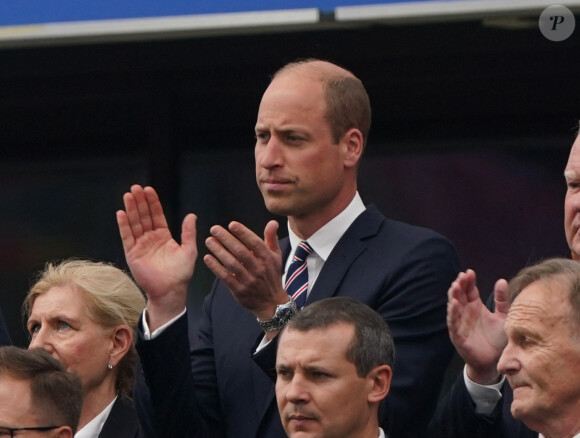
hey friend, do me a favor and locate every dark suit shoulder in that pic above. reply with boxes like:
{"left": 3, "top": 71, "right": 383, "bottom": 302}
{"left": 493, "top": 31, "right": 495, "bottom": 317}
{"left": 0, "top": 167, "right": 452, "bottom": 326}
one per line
{"left": 355, "top": 205, "right": 453, "bottom": 243}
{"left": 346, "top": 206, "right": 458, "bottom": 269}
{"left": 99, "top": 396, "right": 143, "bottom": 438}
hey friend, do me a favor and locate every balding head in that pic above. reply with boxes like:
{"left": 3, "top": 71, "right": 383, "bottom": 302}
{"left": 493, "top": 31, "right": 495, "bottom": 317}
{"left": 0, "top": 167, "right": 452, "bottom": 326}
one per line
{"left": 272, "top": 59, "right": 371, "bottom": 148}
{"left": 274, "top": 59, "right": 356, "bottom": 81}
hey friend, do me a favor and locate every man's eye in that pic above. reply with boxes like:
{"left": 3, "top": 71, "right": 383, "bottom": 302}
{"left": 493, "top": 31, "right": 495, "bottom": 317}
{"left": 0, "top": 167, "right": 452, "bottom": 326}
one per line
{"left": 58, "top": 321, "right": 71, "bottom": 330}
{"left": 277, "top": 369, "right": 292, "bottom": 379}
{"left": 287, "top": 135, "right": 303, "bottom": 143}
{"left": 29, "top": 324, "right": 40, "bottom": 335}
{"left": 518, "top": 336, "right": 534, "bottom": 348}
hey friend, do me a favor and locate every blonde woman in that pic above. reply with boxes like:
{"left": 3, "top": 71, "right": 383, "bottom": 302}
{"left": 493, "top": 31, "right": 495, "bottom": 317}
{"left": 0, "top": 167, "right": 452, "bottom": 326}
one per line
{"left": 24, "top": 259, "right": 146, "bottom": 438}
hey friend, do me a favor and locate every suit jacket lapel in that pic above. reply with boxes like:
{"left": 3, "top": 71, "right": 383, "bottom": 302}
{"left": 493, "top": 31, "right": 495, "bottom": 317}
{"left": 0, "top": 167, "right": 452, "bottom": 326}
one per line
{"left": 307, "top": 206, "right": 383, "bottom": 304}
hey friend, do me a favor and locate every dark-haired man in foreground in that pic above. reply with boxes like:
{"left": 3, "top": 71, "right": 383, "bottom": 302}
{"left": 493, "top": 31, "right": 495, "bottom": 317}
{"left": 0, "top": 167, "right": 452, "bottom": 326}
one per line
{"left": 276, "top": 297, "right": 393, "bottom": 438}
{"left": 0, "top": 346, "right": 83, "bottom": 438}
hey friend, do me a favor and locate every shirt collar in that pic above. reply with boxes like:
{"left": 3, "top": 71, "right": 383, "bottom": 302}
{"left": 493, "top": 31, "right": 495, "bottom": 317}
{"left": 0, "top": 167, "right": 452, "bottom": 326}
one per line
{"left": 75, "top": 396, "right": 117, "bottom": 438}
{"left": 287, "top": 192, "right": 365, "bottom": 262}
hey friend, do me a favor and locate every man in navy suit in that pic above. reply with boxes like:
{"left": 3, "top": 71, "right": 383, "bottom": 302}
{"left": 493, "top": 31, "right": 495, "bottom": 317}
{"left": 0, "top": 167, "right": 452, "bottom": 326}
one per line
{"left": 430, "top": 128, "right": 580, "bottom": 438}
{"left": 118, "top": 59, "right": 459, "bottom": 437}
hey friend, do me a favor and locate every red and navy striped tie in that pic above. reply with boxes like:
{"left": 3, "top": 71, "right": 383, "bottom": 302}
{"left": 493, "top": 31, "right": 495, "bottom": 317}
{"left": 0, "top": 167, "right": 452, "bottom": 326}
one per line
{"left": 284, "top": 241, "right": 313, "bottom": 308}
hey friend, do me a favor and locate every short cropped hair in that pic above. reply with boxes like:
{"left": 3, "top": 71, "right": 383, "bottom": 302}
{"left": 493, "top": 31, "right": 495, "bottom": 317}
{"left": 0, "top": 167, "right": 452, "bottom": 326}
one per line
{"left": 273, "top": 59, "right": 372, "bottom": 148}
{"left": 0, "top": 346, "right": 83, "bottom": 433}
{"left": 23, "top": 259, "right": 146, "bottom": 397}
{"left": 284, "top": 297, "right": 394, "bottom": 377}
{"left": 509, "top": 258, "right": 580, "bottom": 332}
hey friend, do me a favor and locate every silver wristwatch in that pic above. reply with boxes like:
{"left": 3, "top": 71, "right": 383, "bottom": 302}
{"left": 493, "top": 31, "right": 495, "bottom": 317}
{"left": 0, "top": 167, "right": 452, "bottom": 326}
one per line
{"left": 256, "top": 298, "right": 297, "bottom": 332}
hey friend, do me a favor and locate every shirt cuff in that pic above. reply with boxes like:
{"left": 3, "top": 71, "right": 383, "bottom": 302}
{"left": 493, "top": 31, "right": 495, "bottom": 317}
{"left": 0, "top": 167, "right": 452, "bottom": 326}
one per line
{"left": 463, "top": 365, "right": 504, "bottom": 416}
{"left": 255, "top": 334, "right": 272, "bottom": 353}
{"left": 141, "top": 308, "right": 187, "bottom": 340}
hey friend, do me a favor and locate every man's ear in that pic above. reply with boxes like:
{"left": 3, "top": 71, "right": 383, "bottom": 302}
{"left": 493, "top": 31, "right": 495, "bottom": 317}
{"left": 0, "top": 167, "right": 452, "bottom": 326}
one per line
{"left": 108, "top": 324, "right": 132, "bottom": 367}
{"left": 367, "top": 365, "right": 392, "bottom": 403}
{"left": 56, "top": 426, "right": 74, "bottom": 438}
{"left": 341, "top": 128, "right": 364, "bottom": 168}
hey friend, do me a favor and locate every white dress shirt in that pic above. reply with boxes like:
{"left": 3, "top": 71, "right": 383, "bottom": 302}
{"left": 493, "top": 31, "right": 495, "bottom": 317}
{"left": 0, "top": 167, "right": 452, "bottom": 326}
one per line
{"left": 284, "top": 191, "right": 366, "bottom": 294}
{"left": 463, "top": 365, "right": 503, "bottom": 415}
{"left": 75, "top": 396, "right": 116, "bottom": 438}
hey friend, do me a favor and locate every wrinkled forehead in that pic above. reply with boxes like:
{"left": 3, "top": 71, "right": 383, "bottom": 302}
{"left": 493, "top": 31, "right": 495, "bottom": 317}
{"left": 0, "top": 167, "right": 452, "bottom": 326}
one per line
{"left": 507, "top": 279, "right": 572, "bottom": 329}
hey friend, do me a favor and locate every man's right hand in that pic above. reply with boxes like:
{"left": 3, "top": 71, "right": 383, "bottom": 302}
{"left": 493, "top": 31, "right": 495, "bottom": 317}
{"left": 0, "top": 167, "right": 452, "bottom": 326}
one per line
{"left": 447, "top": 269, "right": 510, "bottom": 384}
{"left": 117, "top": 185, "right": 198, "bottom": 331}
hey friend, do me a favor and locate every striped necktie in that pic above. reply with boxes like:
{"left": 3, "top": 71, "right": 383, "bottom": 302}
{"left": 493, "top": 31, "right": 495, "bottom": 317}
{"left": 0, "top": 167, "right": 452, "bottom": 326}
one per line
{"left": 284, "top": 241, "right": 313, "bottom": 308}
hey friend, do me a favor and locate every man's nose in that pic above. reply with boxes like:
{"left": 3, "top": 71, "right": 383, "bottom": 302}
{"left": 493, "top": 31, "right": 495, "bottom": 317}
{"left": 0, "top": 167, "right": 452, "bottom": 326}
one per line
{"left": 497, "top": 341, "right": 520, "bottom": 376}
{"left": 28, "top": 327, "right": 54, "bottom": 354}
{"left": 258, "top": 138, "right": 283, "bottom": 169}
{"left": 285, "top": 376, "right": 310, "bottom": 404}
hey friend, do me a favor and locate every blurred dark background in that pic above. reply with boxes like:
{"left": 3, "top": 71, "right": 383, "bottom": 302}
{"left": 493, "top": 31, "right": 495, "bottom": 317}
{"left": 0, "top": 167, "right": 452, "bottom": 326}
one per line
{"left": 0, "top": 7, "right": 577, "bottom": 346}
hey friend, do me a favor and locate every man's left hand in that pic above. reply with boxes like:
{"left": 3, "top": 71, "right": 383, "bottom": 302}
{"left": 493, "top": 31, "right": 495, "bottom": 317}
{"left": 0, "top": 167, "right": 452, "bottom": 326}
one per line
{"left": 204, "top": 220, "right": 289, "bottom": 321}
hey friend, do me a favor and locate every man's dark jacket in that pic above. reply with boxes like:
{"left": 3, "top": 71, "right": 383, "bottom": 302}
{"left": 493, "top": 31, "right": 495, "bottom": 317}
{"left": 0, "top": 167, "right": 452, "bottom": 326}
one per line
{"left": 137, "top": 206, "right": 459, "bottom": 438}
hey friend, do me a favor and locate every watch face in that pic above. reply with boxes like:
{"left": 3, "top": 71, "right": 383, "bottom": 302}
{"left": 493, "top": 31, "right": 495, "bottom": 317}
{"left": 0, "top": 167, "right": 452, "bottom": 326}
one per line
{"left": 257, "top": 301, "right": 297, "bottom": 331}
{"left": 275, "top": 305, "right": 296, "bottom": 327}
{"left": 279, "top": 299, "right": 297, "bottom": 314}
{"left": 278, "top": 307, "right": 293, "bottom": 319}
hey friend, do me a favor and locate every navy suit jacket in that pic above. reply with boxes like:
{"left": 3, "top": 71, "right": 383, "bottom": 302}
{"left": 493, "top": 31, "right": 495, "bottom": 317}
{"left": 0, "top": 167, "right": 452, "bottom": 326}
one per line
{"left": 99, "top": 395, "right": 143, "bottom": 438}
{"left": 429, "top": 374, "right": 535, "bottom": 438}
{"left": 0, "top": 308, "right": 11, "bottom": 346}
{"left": 137, "top": 205, "right": 459, "bottom": 438}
